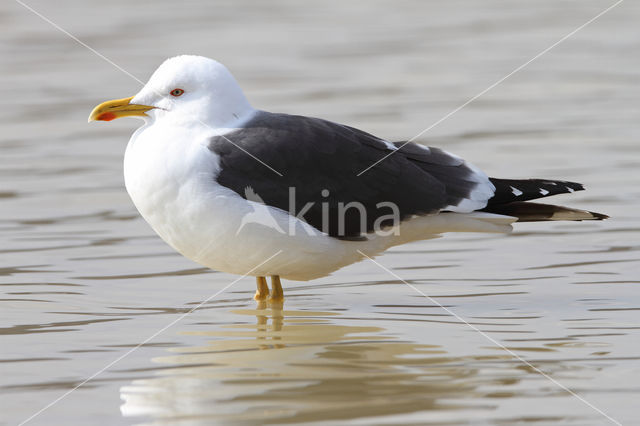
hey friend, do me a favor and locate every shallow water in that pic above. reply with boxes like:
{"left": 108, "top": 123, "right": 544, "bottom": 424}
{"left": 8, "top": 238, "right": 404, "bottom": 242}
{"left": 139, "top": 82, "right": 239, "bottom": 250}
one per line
{"left": 2, "top": 0, "right": 639, "bottom": 425}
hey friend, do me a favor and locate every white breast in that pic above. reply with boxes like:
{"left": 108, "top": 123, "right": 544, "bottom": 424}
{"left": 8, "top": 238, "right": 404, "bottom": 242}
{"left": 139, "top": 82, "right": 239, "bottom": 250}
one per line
{"left": 122, "top": 123, "right": 355, "bottom": 280}
{"left": 124, "top": 123, "right": 226, "bottom": 259}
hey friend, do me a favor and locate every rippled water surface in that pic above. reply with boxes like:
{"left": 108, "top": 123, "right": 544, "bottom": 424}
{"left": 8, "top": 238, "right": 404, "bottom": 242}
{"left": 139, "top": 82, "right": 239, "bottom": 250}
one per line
{"left": 2, "top": 1, "right": 639, "bottom": 425}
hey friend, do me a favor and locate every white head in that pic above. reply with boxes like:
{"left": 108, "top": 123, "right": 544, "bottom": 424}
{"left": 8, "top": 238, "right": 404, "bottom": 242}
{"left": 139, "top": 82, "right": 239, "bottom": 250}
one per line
{"left": 89, "top": 55, "right": 254, "bottom": 128}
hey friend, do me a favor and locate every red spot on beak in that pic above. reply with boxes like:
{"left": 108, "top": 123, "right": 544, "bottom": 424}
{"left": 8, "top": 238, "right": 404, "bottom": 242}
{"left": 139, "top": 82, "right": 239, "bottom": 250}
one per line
{"left": 97, "top": 112, "right": 117, "bottom": 121}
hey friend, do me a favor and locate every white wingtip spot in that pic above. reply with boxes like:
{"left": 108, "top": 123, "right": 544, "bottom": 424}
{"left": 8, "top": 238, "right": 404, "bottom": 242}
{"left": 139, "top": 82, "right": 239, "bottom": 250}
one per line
{"left": 566, "top": 187, "right": 575, "bottom": 193}
{"left": 539, "top": 188, "right": 550, "bottom": 196}
{"left": 510, "top": 186, "right": 523, "bottom": 196}
{"left": 382, "top": 140, "right": 398, "bottom": 151}
{"left": 416, "top": 144, "right": 430, "bottom": 153}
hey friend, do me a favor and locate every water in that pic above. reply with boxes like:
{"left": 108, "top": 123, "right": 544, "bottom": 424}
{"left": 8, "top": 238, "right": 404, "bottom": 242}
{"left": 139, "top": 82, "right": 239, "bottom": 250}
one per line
{"left": 2, "top": 0, "right": 639, "bottom": 425}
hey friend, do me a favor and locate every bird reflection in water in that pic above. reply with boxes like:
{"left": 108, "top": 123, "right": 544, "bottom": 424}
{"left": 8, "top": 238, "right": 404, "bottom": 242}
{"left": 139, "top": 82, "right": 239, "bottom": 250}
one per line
{"left": 255, "top": 300, "right": 285, "bottom": 350}
{"left": 120, "top": 303, "right": 496, "bottom": 425}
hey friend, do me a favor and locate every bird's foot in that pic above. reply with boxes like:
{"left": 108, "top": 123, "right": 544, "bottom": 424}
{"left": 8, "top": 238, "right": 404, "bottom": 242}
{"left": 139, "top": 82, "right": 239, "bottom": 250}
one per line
{"left": 268, "top": 275, "right": 284, "bottom": 303}
{"left": 254, "top": 276, "right": 270, "bottom": 301}
{"left": 268, "top": 299, "right": 284, "bottom": 311}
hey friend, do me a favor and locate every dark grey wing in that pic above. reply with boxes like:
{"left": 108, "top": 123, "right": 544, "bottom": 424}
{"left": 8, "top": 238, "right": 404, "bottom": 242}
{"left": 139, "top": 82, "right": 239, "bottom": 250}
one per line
{"left": 209, "top": 111, "right": 493, "bottom": 238}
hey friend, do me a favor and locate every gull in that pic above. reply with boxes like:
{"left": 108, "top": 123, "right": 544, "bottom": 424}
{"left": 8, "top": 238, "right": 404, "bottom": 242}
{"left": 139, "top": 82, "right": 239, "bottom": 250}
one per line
{"left": 89, "top": 55, "right": 606, "bottom": 302}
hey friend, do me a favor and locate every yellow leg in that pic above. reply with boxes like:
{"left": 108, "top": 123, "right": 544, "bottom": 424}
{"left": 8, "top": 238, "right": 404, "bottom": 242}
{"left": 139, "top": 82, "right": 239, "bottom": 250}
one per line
{"left": 254, "top": 276, "right": 269, "bottom": 301}
{"left": 269, "top": 275, "right": 284, "bottom": 302}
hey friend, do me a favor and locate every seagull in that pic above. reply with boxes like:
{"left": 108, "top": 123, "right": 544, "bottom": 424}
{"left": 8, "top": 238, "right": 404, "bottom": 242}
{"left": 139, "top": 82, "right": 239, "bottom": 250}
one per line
{"left": 89, "top": 55, "right": 607, "bottom": 303}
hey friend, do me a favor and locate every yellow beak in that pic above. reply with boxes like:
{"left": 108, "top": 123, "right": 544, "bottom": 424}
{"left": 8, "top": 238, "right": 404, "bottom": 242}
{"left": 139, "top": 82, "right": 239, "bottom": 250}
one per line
{"left": 88, "top": 96, "right": 155, "bottom": 122}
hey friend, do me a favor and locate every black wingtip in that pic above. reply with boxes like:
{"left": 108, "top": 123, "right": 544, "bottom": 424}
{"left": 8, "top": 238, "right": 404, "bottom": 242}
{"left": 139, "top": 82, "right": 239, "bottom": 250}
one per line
{"left": 487, "top": 178, "right": 589, "bottom": 206}
{"left": 565, "top": 181, "right": 585, "bottom": 192}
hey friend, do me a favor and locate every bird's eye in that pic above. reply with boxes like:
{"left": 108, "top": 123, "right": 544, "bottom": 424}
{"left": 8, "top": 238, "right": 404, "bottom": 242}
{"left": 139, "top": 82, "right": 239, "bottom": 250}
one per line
{"left": 170, "top": 88, "right": 184, "bottom": 97}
